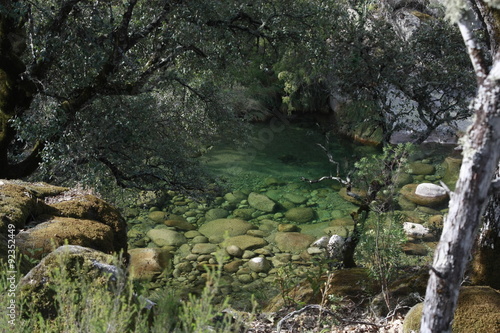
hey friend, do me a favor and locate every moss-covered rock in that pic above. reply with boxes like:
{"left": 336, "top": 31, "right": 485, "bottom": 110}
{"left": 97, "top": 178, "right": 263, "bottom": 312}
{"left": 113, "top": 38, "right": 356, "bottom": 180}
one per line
{"left": 0, "top": 183, "right": 39, "bottom": 233}
{"left": 19, "top": 245, "right": 123, "bottom": 319}
{"left": 400, "top": 183, "right": 448, "bottom": 207}
{"left": 48, "top": 195, "right": 128, "bottom": 254}
{"left": 408, "top": 162, "right": 435, "bottom": 175}
{"left": 441, "top": 156, "right": 462, "bottom": 190}
{"left": 469, "top": 231, "right": 500, "bottom": 289}
{"left": 16, "top": 217, "right": 115, "bottom": 260}
{"left": 403, "top": 286, "right": 500, "bottom": 333}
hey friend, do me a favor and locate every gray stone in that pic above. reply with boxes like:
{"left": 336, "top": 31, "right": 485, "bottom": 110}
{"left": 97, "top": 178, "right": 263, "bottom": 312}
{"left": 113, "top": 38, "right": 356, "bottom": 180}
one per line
{"left": 242, "top": 250, "right": 256, "bottom": 259}
{"left": 205, "top": 208, "right": 229, "bottom": 221}
{"left": 146, "top": 229, "right": 187, "bottom": 247}
{"left": 237, "top": 274, "right": 253, "bottom": 283}
{"left": 226, "top": 245, "right": 243, "bottom": 257}
{"left": 224, "top": 235, "right": 268, "bottom": 250}
{"left": 327, "top": 235, "right": 345, "bottom": 261}
{"left": 284, "top": 207, "right": 315, "bottom": 223}
{"left": 403, "top": 222, "right": 430, "bottom": 238}
{"left": 191, "top": 235, "right": 209, "bottom": 244}
{"left": 184, "top": 230, "right": 202, "bottom": 239}
{"left": 311, "top": 236, "right": 329, "bottom": 249}
{"left": 415, "top": 183, "right": 447, "bottom": 197}
{"left": 247, "top": 257, "right": 271, "bottom": 273}
{"left": 307, "top": 247, "right": 325, "bottom": 255}
{"left": 191, "top": 243, "right": 218, "bottom": 254}
{"left": 199, "top": 218, "right": 254, "bottom": 241}
{"left": 283, "top": 193, "right": 308, "bottom": 204}
{"left": 248, "top": 192, "right": 276, "bottom": 212}
{"left": 274, "top": 232, "right": 315, "bottom": 253}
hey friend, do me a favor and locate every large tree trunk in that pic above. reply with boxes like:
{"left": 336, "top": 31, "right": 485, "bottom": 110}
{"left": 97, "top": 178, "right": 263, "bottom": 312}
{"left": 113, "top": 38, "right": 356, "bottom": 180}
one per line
{"left": 469, "top": 166, "right": 500, "bottom": 289}
{"left": 0, "top": 2, "right": 41, "bottom": 178}
{"left": 420, "top": 2, "right": 500, "bottom": 331}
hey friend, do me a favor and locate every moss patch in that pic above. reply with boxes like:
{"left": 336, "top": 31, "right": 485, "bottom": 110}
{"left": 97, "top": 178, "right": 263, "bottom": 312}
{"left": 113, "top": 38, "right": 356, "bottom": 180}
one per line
{"left": 49, "top": 195, "right": 127, "bottom": 253}
{"left": 16, "top": 217, "right": 115, "bottom": 260}
{"left": 403, "top": 286, "right": 500, "bottom": 333}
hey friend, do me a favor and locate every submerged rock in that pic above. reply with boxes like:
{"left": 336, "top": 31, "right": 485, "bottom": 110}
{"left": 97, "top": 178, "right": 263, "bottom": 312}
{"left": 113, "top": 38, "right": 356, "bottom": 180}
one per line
{"left": 248, "top": 192, "right": 276, "bottom": 212}
{"left": 198, "top": 218, "right": 254, "bottom": 242}
{"left": 248, "top": 257, "right": 271, "bottom": 273}
{"left": 223, "top": 235, "right": 268, "bottom": 251}
{"left": 146, "top": 228, "right": 187, "bottom": 247}
{"left": 284, "top": 207, "right": 315, "bottom": 223}
{"left": 274, "top": 232, "right": 315, "bottom": 253}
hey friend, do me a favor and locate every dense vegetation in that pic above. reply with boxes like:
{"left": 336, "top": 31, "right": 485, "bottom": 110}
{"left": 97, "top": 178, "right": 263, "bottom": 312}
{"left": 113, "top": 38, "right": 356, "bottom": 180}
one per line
{"left": 0, "top": 0, "right": 475, "bottom": 196}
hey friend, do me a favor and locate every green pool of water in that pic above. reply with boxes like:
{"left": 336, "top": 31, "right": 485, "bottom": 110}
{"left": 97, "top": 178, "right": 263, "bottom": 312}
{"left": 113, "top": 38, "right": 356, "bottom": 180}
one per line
{"left": 200, "top": 121, "right": 376, "bottom": 190}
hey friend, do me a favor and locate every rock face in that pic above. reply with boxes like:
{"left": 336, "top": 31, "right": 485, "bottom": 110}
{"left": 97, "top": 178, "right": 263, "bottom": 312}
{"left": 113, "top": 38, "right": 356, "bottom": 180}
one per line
{"left": 403, "top": 286, "right": 500, "bottom": 333}
{"left": 247, "top": 192, "right": 276, "bottom": 212}
{"left": 0, "top": 180, "right": 127, "bottom": 269}
{"left": 16, "top": 217, "right": 115, "bottom": 259}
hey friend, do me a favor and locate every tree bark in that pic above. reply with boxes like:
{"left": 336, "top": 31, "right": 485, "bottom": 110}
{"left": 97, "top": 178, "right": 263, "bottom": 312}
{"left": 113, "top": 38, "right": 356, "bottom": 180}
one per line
{"left": 420, "top": 2, "right": 500, "bottom": 331}
{"left": 469, "top": 165, "right": 500, "bottom": 289}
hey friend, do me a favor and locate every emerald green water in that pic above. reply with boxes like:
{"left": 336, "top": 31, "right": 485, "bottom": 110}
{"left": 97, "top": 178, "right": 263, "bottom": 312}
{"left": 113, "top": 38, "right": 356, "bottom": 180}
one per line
{"left": 200, "top": 121, "right": 378, "bottom": 191}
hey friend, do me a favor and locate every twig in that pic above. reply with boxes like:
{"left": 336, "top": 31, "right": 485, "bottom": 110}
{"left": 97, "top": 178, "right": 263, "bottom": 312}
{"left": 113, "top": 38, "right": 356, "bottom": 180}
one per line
{"left": 301, "top": 175, "right": 350, "bottom": 186}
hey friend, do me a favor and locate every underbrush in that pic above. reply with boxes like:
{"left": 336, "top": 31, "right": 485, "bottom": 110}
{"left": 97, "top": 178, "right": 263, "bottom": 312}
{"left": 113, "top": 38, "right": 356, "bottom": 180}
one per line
{"left": 0, "top": 252, "right": 243, "bottom": 333}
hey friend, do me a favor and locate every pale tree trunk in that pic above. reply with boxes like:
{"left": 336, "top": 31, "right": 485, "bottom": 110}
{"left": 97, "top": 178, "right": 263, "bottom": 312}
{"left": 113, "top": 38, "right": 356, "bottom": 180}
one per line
{"left": 420, "top": 2, "right": 500, "bottom": 332}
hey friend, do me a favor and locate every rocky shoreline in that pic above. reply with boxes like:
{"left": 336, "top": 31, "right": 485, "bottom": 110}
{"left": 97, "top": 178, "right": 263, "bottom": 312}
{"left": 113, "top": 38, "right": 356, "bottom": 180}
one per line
{"left": 2, "top": 152, "right": 500, "bottom": 331}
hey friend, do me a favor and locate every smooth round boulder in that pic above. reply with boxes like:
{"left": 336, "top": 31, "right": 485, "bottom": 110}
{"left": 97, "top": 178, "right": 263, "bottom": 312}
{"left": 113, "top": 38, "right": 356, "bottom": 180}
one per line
{"left": 248, "top": 257, "right": 271, "bottom": 273}
{"left": 284, "top": 207, "right": 315, "bottom": 223}
{"left": 191, "top": 243, "right": 218, "bottom": 254}
{"left": 400, "top": 183, "right": 449, "bottom": 207}
{"left": 205, "top": 208, "right": 229, "bottom": 221}
{"left": 226, "top": 245, "right": 244, "bottom": 257}
{"left": 415, "top": 183, "right": 447, "bottom": 197}
{"left": 146, "top": 229, "right": 187, "bottom": 247}
{"left": 198, "top": 218, "right": 254, "bottom": 242}
{"left": 274, "top": 232, "right": 315, "bottom": 253}
{"left": 248, "top": 192, "right": 276, "bottom": 212}
{"left": 164, "top": 219, "right": 196, "bottom": 231}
